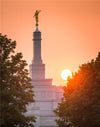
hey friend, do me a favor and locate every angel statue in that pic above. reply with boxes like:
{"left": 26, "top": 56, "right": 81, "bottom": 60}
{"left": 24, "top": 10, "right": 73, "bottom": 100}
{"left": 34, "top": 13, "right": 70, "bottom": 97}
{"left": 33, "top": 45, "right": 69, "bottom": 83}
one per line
{"left": 34, "top": 10, "right": 41, "bottom": 26}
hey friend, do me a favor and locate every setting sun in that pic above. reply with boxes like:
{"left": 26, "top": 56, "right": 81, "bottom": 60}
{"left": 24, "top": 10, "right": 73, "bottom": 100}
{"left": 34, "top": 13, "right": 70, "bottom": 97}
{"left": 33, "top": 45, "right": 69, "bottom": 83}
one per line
{"left": 61, "top": 69, "right": 72, "bottom": 80}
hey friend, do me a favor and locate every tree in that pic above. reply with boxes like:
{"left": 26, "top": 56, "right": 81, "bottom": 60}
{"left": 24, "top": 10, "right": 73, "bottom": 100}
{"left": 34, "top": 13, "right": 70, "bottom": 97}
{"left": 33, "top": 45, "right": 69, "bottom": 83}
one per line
{"left": 0, "top": 34, "right": 36, "bottom": 127}
{"left": 54, "top": 52, "right": 100, "bottom": 127}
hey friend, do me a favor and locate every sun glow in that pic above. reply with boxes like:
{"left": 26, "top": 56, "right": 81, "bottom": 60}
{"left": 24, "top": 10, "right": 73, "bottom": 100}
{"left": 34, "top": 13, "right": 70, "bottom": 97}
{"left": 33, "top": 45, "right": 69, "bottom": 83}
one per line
{"left": 61, "top": 69, "right": 72, "bottom": 80}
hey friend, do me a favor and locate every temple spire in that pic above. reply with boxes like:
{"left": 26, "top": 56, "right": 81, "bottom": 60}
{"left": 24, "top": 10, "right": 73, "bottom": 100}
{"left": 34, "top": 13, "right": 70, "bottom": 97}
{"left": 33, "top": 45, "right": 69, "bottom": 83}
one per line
{"left": 33, "top": 10, "right": 42, "bottom": 64}
{"left": 29, "top": 10, "right": 45, "bottom": 80}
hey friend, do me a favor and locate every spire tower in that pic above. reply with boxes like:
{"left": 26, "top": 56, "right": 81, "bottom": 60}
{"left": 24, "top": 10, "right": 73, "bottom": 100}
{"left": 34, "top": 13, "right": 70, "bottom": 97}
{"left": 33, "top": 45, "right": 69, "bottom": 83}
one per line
{"left": 33, "top": 27, "right": 42, "bottom": 64}
{"left": 29, "top": 26, "right": 45, "bottom": 80}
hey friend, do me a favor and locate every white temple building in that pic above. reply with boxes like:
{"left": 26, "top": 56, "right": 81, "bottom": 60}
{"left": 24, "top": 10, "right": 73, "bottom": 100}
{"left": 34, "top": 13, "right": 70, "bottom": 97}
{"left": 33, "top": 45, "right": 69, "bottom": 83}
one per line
{"left": 26, "top": 26, "right": 63, "bottom": 127}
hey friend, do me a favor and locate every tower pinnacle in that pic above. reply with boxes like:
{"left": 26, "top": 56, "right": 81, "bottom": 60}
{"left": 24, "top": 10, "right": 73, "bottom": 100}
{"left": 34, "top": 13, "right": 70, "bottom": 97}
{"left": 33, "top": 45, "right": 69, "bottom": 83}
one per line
{"left": 29, "top": 10, "right": 45, "bottom": 80}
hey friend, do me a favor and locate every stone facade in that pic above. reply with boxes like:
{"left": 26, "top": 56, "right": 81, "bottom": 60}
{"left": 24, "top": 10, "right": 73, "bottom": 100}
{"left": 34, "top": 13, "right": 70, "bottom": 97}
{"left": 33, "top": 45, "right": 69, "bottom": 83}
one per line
{"left": 26, "top": 27, "right": 63, "bottom": 127}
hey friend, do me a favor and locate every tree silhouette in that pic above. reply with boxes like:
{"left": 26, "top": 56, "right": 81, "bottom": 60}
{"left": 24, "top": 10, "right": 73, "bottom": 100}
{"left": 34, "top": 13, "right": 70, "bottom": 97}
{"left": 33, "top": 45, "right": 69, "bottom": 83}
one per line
{"left": 0, "top": 34, "right": 36, "bottom": 127}
{"left": 54, "top": 52, "right": 100, "bottom": 127}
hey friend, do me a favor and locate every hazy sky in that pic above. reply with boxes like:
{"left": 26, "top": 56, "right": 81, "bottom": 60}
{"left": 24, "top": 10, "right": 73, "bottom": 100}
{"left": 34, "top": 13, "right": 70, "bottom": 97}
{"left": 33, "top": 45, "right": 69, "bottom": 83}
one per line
{"left": 0, "top": 0, "right": 100, "bottom": 85}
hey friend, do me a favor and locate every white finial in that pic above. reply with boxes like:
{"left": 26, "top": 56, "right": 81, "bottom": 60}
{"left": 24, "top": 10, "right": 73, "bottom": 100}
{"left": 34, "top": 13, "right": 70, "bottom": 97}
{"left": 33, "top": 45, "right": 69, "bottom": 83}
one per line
{"left": 35, "top": 26, "right": 40, "bottom": 32}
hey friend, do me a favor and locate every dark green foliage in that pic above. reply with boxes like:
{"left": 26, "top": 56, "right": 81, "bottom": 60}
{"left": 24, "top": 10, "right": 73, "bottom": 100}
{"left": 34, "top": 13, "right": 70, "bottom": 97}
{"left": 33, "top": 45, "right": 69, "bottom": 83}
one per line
{"left": 54, "top": 52, "right": 100, "bottom": 127}
{"left": 0, "top": 34, "right": 36, "bottom": 127}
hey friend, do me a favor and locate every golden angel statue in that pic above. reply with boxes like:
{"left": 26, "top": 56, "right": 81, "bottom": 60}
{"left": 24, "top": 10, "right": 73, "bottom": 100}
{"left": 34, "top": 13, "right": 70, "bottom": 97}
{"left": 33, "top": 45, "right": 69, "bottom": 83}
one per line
{"left": 34, "top": 10, "right": 41, "bottom": 26}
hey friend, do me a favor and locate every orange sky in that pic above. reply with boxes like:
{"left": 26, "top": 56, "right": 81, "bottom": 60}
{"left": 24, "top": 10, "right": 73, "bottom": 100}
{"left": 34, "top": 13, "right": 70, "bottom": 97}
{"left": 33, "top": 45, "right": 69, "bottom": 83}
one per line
{"left": 0, "top": 0, "right": 100, "bottom": 85}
